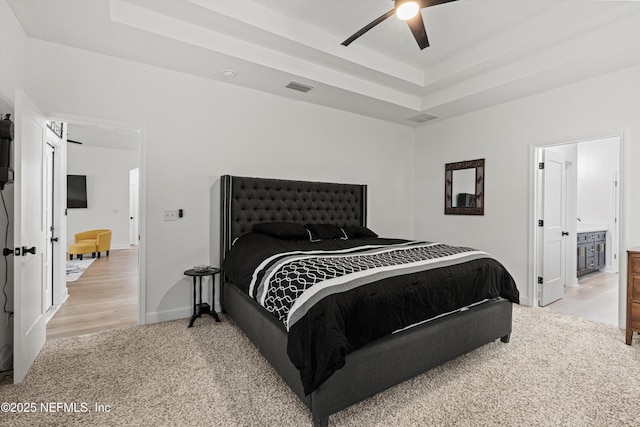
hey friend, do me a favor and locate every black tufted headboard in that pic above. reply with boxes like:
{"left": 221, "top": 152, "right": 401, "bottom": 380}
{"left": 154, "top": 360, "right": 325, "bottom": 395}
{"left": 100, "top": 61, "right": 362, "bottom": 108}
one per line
{"left": 220, "top": 175, "right": 367, "bottom": 266}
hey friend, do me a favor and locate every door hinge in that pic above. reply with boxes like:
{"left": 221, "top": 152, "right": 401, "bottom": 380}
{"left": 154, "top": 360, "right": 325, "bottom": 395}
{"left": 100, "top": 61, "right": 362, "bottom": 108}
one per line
{"left": 538, "top": 277, "right": 543, "bottom": 284}
{"left": 538, "top": 220, "right": 544, "bottom": 227}
{"left": 539, "top": 162, "right": 544, "bottom": 169}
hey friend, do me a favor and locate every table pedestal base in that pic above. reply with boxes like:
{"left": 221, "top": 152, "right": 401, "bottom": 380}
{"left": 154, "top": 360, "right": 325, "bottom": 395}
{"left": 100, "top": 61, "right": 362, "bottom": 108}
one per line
{"left": 188, "top": 302, "right": 221, "bottom": 327}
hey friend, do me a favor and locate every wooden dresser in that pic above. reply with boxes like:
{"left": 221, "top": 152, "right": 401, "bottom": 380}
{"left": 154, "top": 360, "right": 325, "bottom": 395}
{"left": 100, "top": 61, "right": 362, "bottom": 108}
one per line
{"left": 627, "top": 249, "right": 640, "bottom": 345}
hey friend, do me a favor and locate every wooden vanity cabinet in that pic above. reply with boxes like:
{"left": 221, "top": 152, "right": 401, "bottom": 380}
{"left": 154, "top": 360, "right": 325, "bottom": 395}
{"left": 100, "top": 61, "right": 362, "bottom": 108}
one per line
{"left": 626, "top": 249, "right": 640, "bottom": 345}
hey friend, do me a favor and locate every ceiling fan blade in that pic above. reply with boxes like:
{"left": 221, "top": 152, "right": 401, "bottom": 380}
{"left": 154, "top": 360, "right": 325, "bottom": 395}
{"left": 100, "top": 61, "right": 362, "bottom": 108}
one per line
{"left": 341, "top": 9, "right": 396, "bottom": 46}
{"left": 406, "top": 13, "right": 429, "bottom": 50}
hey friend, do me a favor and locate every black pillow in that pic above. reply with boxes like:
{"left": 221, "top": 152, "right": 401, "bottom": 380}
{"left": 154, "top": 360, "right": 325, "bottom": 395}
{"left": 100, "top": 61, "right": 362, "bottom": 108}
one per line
{"left": 343, "top": 225, "right": 378, "bottom": 239}
{"left": 305, "top": 223, "right": 346, "bottom": 241}
{"left": 252, "top": 222, "right": 307, "bottom": 240}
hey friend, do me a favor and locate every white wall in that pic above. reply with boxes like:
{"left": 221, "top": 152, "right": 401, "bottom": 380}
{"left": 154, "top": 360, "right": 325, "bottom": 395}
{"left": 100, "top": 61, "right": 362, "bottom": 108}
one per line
{"left": 577, "top": 137, "right": 619, "bottom": 224}
{"left": 66, "top": 143, "right": 139, "bottom": 249}
{"left": 577, "top": 137, "right": 620, "bottom": 270}
{"left": 0, "top": 0, "right": 25, "bottom": 105}
{"left": 414, "top": 63, "right": 640, "bottom": 307}
{"left": 24, "top": 39, "right": 416, "bottom": 323}
{"left": 0, "top": 0, "right": 26, "bottom": 360}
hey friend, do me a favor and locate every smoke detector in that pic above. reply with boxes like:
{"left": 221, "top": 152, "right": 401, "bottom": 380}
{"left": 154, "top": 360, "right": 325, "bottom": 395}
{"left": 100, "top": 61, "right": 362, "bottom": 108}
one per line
{"left": 222, "top": 69, "right": 237, "bottom": 79}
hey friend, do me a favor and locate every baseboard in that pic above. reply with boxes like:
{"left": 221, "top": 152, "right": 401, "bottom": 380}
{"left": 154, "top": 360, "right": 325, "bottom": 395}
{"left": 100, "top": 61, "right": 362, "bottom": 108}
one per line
{"left": 46, "top": 304, "right": 62, "bottom": 323}
{"left": 47, "top": 291, "right": 69, "bottom": 323}
{"left": 145, "top": 307, "right": 192, "bottom": 324}
{"left": 566, "top": 277, "right": 580, "bottom": 287}
{"left": 59, "top": 288, "right": 69, "bottom": 304}
{"left": 519, "top": 295, "right": 530, "bottom": 307}
{"left": 145, "top": 302, "right": 223, "bottom": 324}
{"left": 111, "top": 244, "right": 134, "bottom": 250}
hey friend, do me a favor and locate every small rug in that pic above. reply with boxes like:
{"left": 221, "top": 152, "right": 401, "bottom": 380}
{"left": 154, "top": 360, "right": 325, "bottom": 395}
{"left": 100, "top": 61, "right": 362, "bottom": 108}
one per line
{"left": 65, "top": 257, "right": 96, "bottom": 282}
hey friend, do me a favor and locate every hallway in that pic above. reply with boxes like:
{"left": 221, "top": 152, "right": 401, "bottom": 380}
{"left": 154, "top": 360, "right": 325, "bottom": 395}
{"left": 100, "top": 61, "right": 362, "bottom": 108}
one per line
{"left": 46, "top": 247, "right": 138, "bottom": 340}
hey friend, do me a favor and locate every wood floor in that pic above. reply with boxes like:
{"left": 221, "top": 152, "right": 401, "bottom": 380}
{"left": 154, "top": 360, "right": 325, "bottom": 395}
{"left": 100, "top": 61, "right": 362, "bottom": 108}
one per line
{"left": 546, "top": 271, "right": 619, "bottom": 326}
{"left": 46, "top": 246, "right": 138, "bottom": 340}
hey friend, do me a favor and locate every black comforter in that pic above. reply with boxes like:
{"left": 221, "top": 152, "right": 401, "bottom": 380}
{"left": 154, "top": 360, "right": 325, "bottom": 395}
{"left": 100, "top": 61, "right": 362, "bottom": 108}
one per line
{"left": 223, "top": 233, "right": 519, "bottom": 395}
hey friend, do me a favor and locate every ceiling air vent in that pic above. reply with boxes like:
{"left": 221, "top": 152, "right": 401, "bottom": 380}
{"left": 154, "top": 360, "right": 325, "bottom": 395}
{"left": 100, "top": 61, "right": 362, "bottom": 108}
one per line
{"left": 286, "top": 81, "right": 314, "bottom": 93}
{"left": 407, "top": 113, "right": 438, "bottom": 123}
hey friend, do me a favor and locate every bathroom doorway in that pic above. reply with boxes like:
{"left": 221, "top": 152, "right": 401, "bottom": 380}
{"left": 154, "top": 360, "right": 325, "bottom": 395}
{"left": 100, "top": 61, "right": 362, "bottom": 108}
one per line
{"left": 535, "top": 135, "right": 622, "bottom": 327}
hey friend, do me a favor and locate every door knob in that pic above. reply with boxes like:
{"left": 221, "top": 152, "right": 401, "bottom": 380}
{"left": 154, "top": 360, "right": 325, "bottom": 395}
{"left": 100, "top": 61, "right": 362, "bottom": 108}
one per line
{"left": 2, "top": 247, "right": 15, "bottom": 256}
{"left": 22, "top": 246, "right": 36, "bottom": 255}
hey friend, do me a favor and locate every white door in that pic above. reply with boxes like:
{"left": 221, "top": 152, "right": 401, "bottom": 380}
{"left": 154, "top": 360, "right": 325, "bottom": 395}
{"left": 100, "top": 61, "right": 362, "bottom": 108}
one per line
{"left": 44, "top": 143, "right": 54, "bottom": 312}
{"left": 13, "top": 90, "right": 47, "bottom": 383}
{"left": 129, "top": 168, "right": 139, "bottom": 246}
{"left": 540, "top": 149, "right": 566, "bottom": 306}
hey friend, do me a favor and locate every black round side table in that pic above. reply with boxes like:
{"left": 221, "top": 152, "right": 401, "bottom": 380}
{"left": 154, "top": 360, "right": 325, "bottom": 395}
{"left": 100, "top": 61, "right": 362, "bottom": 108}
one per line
{"left": 183, "top": 267, "right": 221, "bottom": 327}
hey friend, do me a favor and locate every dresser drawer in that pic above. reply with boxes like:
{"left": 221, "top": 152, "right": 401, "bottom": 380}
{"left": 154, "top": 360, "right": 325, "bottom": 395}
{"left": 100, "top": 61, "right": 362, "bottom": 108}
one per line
{"left": 586, "top": 256, "right": 595, "bottom": 269}
{"left": 594, "top": 231, "right": 606, "bottom": 241}
{"left": 627, "top": 251, "right": 640, "bottom": 344}
{"left": 630, "top": 302, "right": 640, "bottom": 329}
{"left": 633, "top": 274, "right": 640, "bottom": 302}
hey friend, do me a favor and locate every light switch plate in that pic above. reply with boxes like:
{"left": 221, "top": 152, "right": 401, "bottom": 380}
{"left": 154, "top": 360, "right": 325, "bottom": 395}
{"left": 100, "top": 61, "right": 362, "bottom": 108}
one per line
{"left": 164, "top": 210, "right": 178, "bottom": 221}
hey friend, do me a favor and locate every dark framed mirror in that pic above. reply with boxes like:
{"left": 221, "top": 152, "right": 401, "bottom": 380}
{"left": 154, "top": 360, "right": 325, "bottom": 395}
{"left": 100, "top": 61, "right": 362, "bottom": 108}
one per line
{"left": 445, "top": 158, "right": 484, "bottom": 215}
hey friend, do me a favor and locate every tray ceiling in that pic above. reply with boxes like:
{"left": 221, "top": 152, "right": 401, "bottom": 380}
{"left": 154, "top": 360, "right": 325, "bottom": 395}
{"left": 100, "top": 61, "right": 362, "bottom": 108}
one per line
{"left": 8, "top": 0, "right": 640, "bottom": 127}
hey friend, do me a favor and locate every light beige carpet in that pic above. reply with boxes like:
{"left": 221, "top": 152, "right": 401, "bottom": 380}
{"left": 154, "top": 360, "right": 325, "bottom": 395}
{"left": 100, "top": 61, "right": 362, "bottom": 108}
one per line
{"left": 1, "top": 306, "right": 639, "bottom": 426}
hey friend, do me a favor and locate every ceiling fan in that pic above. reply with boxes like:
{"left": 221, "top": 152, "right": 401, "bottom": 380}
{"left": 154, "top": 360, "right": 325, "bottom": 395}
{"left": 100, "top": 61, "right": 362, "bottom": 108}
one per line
{"left": 341, "top": 0, "right": 458, "bottom": 50}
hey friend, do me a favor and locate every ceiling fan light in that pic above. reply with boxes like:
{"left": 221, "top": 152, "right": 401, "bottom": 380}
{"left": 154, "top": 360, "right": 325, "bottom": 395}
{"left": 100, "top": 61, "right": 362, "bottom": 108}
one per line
{"left": 396, "top": 2, "right": 419, "bottom": 21}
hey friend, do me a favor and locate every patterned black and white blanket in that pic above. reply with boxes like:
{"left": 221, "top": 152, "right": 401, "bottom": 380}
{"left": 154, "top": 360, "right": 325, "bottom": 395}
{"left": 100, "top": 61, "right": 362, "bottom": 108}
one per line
{"left": 249, "top": 241, "right": 490, "bottom": 330}
{"left": 224, "top": 233, "right": 519, "bottom": 395}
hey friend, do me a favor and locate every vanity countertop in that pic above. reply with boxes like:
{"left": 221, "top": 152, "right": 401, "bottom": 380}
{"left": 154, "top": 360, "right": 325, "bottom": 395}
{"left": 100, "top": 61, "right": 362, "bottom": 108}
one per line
{"left": 576, "top": 223, "right": 608, "bottom": 233}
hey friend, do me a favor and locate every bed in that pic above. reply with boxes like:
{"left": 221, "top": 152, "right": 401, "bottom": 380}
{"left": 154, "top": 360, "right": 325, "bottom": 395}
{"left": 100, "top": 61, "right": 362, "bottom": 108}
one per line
{"left": 219, "top": 175, "right": 519, "bottom": 427}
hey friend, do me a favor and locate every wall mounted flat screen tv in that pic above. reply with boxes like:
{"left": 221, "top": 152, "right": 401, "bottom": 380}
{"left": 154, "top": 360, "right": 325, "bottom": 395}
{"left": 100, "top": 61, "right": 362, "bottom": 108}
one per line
{"left": 67, "top": 174, "right": 87, "bottom": 208}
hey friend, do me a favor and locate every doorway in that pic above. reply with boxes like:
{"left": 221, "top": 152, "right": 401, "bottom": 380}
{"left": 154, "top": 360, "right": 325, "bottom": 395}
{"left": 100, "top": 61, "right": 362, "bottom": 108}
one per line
{"left": 533, "top": 135, "right": 623, "bottom": 327}
{"left": 46, "top": 118, "right": 144, "bottom": 339}
{"left": 6, "top": 96, "right": 146, "bottom": 382}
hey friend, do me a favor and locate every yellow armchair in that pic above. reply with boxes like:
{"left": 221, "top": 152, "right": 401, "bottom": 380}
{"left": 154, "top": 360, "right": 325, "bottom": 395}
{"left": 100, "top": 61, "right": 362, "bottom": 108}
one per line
{"left": 74, "top": 229, "right": 112, "bottom": 258}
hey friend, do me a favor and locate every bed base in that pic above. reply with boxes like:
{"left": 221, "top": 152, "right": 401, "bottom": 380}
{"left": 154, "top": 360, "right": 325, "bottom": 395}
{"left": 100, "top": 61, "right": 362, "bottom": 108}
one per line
{"left": 223, "top": 281, "right": 512, "bottom": 426}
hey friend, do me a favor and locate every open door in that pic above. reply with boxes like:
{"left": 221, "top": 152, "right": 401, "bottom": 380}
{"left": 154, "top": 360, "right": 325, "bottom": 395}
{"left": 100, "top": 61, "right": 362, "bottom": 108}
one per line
{"left": 539, "top": 149, "right": 566, "bottom": 306}
{"left": 13, "top": 90, "right": 47, "bottom": 383}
